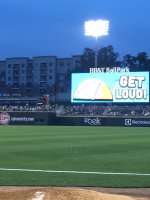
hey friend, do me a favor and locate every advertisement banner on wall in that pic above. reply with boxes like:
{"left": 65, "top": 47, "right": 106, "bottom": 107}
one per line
{"left": 0, "top": 112, "right": 10, "bottom": 125}
{"left": 71, "top": 72, "right": 149, "bottom": 103}
{"left": 0, "top": 112, "right": 55, "bottom": 125}
{"left": 124, "top": 118, "right": 150, "bottom": 126}
{"left": 0, "top": 112, "right": 35, "bottom": 125}
{"left": 55, "top": 116, "right": 150, "bottom": 127}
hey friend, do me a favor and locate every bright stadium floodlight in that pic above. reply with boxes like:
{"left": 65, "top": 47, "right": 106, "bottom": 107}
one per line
{"left": 84, "top": 19, "right": 109, "bottom": 68}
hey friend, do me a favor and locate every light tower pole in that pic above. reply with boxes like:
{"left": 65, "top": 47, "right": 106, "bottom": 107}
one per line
{"left": 84, "top": 19, "right": 109, "bottom": 68}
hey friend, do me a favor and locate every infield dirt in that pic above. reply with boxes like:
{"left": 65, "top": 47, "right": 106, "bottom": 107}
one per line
{"left": 0, "top": 187, "right": 150, "bottom": 200}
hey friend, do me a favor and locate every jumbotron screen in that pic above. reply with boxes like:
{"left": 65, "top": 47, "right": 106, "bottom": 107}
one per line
{"left": 71, "top": 72, "right": 149, "bottom": 103}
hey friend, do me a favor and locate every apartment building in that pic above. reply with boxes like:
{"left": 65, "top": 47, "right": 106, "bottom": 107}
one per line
{"left": 0, "top": 55, "right": 81, "bottom": 103}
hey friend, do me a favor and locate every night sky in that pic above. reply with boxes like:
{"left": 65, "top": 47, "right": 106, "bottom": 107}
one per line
{"left": 0, "top": 0, "right": 150, "bottom": 60}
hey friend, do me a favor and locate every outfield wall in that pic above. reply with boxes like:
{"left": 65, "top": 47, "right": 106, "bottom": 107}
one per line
{"left": 55, "top": 116, "right": 150, "bottom": 127}
{"left": 0, "top": 111, "right": 150, "bottom": 127}
{"left": 0, "top": 112, "right": 56, "bottom": 125}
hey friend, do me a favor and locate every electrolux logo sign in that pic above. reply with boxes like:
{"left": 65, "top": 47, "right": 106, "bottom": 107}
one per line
{"left": 132, "top": 119, "right": 150, "bottom": 125}
{"left": 84, "top": 117, "right": 102, "bottom": 126}
{"left": 125, "top": 118, "right": 150, "bottom": 126}
{"left": 125, "top": 119, "right": 132, "bottom": 126}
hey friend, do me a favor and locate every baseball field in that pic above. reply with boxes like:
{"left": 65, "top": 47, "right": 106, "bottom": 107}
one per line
{"left": 0, "top": 125, "right": 150, "bottom": 188}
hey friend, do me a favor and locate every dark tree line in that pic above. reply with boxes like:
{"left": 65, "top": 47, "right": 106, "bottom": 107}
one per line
{"left": 76, "top": 45, "right": 150, "bottom": 72}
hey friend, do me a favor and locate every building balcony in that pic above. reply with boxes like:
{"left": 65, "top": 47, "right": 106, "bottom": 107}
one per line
{"left": 12, "top": 86, "right": 20, "bottom": 89}
{"left": 26, "top": 78, "right": 33, "bottom": 82}
{"left": 13, "top": 67, "right": 20, "bottom": 70}
{"left": 40, "top": 63, "right": 48, "bottom": 69}
{"left": 40, "top": 79, "right": 47, "bottom": 82}
{"left": 26, "top": 73, "right": 33, "bottom": 76}
{"left": 40, "top": 70, "right": 47, "bottom": 74}
{"left": 40, "top": 83, "right": 47, "bottom": 88}
{"left": 26, "top": 86, "right": 32, "bottom": 89}
{"left": 13, "top": 78, "right": 19, "bottom": 82}
{"left": 13, "top": 74, "right": 20, "bottom": 77}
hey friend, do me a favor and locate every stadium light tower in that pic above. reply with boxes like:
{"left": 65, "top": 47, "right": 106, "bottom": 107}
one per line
{"left": 84, "top": 19, "right": 109, "bottom": 68}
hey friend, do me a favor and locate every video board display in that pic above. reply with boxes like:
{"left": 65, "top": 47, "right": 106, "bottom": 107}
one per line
{"left": 71, "top": 72, "right": 149, "bottom": 103}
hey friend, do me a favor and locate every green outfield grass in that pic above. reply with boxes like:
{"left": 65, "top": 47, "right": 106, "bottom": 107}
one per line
{"left": 0, "top": 126, "right": 150, "bottom": 187}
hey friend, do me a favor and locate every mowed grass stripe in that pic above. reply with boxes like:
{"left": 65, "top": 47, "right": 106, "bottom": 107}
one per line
{"left": 0, "top": 126, "right": 150, "bottom": 187}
